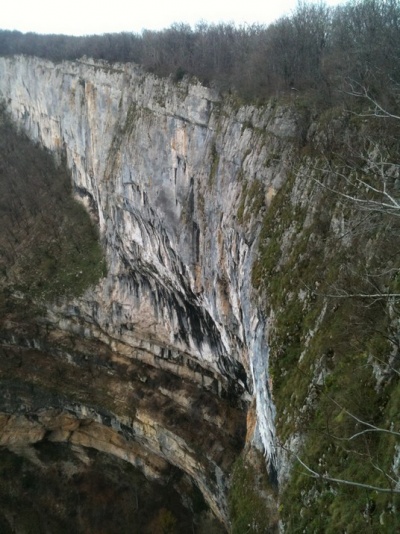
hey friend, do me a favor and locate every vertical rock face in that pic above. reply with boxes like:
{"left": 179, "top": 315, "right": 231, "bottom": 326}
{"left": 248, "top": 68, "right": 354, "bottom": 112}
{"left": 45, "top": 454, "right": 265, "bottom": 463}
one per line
{"left": 0, "top": 56, "right": 299, "bottom": 524}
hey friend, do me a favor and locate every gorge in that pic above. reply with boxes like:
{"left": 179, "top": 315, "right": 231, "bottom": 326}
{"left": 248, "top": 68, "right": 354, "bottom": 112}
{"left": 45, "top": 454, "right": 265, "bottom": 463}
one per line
{"left": 0, "top": 53, "right": 399, "bottom": 533}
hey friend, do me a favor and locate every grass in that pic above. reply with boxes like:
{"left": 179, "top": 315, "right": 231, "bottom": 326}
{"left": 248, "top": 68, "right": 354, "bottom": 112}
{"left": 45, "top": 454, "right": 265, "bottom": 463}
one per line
{"left": 237, "top": 179, "right": 265, "bottom": 225}
{"left": 228, "top": 450, "right": 278, "bottom": 533}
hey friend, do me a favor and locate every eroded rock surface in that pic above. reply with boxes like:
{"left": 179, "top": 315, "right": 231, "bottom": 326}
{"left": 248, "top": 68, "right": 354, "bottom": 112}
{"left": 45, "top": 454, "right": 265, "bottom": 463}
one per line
{"left": 0, "top": 55, "right": 299, "bottom": 527}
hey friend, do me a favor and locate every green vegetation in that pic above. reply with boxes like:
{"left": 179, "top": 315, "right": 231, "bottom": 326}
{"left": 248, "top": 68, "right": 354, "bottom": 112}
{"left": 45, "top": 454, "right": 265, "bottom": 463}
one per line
{"left": 252, "top": 109, "right": 400, "bottom": 532}
{"left": 0, "top": 107, "right": 106, "bottom": 307}
{"left": 209, "top": 142, "right": 220, "bottom": 186}
{"left": 237, "top": 179, "right": 265, "bottom": 225}
{"left": 229, "top": 450, "right": 278, "bottom": 533}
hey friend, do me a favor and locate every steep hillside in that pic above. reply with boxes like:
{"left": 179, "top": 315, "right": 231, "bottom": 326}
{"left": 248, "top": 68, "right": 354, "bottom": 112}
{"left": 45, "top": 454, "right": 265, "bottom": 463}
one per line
{"left": 255, "top": 108, "right": 400, "bottom": 531}
{"left": 0, "top": 107, "right": 105, "bottom": 303}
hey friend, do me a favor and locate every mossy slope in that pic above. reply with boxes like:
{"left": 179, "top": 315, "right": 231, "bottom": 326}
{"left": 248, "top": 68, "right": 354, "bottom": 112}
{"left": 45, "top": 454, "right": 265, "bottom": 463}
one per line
{"left": 253, "top": 108, "right": 400, "bottom": 532}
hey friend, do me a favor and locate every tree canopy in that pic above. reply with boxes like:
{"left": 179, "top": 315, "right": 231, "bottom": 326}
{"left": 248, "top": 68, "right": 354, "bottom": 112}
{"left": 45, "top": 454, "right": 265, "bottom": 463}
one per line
{"left": 0, "top": 0, "right": 399, "bottom": 105}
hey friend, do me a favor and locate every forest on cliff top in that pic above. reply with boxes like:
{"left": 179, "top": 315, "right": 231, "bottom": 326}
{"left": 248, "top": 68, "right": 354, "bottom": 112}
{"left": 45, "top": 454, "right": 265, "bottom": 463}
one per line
{"left": 0, "top": 0, "right": 399, "bottom": 107}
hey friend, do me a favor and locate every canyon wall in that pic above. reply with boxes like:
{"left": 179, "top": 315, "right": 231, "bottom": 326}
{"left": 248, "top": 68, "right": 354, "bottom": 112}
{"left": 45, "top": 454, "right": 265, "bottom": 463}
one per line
{"left": 0, "top": 55, "right": 301, "bottom": 526}
{"left": 1, "top": 54, "right": 398, "bottom": 533}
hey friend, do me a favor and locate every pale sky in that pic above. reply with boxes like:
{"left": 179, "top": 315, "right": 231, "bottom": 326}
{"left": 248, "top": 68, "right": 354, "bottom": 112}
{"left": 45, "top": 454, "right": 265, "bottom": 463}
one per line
{"left": 2, "top": 0, "right": 349, "bottom": 36}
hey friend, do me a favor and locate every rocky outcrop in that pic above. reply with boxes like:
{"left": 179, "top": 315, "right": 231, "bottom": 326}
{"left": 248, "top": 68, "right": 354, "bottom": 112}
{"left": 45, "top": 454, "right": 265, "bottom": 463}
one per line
{"left": 0, "top": 55, "right": 300, "bottom": 526}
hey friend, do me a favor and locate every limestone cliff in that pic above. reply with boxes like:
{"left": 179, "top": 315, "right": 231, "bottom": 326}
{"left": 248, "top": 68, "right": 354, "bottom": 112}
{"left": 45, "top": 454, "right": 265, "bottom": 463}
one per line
{"left": 3, "top": 54, "right": 397, "bottom": 533}
{"left": 0, "top": 55, "right": 301, "bottom": 529}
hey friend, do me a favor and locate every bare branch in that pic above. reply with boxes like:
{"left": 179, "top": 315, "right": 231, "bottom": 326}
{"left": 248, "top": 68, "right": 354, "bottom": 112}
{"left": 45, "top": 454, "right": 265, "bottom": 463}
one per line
{"left": 370, "top": 460, "right": 399, "bottom": 488}
{"left": 323, "top": 394, "right": 400, "bottom": 438}
{"left": 332, "top": 427, "right": 400, "bottom": 442}
{"left": 318, "top": 292, "right": 400, "bottom": 299}
{"left": 344, "top": 80, "right": 400, "bottom": 121}
{"left": 281, "top": 445, "right": 400, "bottom": 494}
{"left": 313, "top": 177, "right": 400, "bottom": 217}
